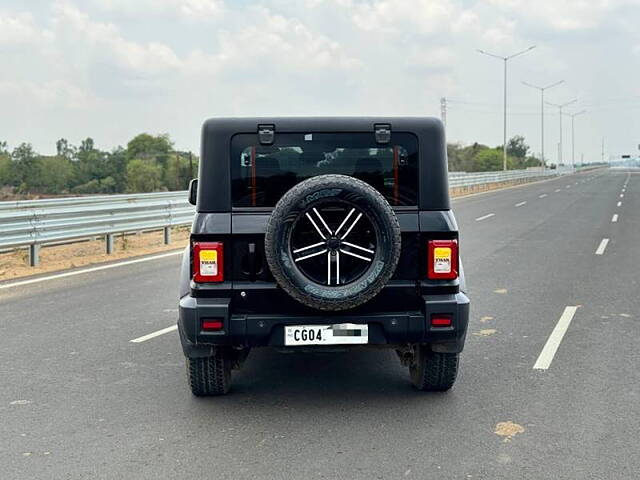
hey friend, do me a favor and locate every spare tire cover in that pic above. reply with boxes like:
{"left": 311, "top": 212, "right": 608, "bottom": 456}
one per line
{"left": 264, "top": 174, "right": 401, "bottom": 311}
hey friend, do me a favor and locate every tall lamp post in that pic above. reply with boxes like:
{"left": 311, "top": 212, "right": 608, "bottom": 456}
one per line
{"left": 477, "top": 45, "right": 536, "bottom": 171}
{"left": 563, "top": 110, "right": 586, "bottom": 168}
{"left": 522, "top": 80, "right": 564, "bottom": 169}
{"left": 546, "top": 99, "right": 577, "bottom": 166}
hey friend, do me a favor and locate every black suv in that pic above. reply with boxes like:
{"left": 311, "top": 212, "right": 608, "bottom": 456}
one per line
{"left": 178, "top": 117, "right": 469, "bottom": 395}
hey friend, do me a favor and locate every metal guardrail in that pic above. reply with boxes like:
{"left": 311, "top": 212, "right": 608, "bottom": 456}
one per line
{"left": 448, "top": 167, "right": 572, "bottom": 188}
{"left": 0, "top": 193, "right": 193, "bottom": 266}
{"left": 0, "top": 167, "right": 577, "bottom": 267}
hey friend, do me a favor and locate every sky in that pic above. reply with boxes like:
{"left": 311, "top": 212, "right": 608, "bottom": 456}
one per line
{"left": 1, "top": 0, "right": 639, "bottom": 164}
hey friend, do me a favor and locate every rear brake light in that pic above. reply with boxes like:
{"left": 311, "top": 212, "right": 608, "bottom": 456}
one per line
{"left": 202, "top": 319, "right": 224, "bottom": 331}
{"left": 193, "top": 242, "right": 224, "bottom": 283}
{"left": 431, "top": 315, "right": 453, "bottom": 327}
{"left": 427, "top": 239, "right": 458, "bottom": 280}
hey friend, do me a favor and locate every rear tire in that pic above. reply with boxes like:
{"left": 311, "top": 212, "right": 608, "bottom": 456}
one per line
{"left": 409, "top": 345, "right": 459, "bottom": 392}
{"left": 186, "top": 350, "right": 232, "bottom": 396}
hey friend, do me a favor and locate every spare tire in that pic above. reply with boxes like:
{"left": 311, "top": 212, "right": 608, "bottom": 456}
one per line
{"left": 265, "top": 174, "right": 401, "bottom": 311}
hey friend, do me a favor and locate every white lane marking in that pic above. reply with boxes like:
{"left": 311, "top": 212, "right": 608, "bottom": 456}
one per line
{"left": 0, "top": 250, "right": 184, "bottom": 291}
{"left": 566, "top": 185, "right": 571, "bottom": 188}
{"left": 620, "top": 194, "right": 624, "bottom": 198}
{"left": 539, "top": 194, "right": 548, "bottom": 198}
{"left": 533, "top": 306, "right": 579, "bottom": 370}
{"left": 515, "top": 201, "right": 527, "bottom": 207}
{"left": 612, "top": 214, "right": 619, "bottom": 223}
{"left": 617, "top": 201, "right": 622, "bottom": 207}
{"left": 130, "top": 325, "right": 178, "bottom": 343}
{"left": 475, "top": 213, "right": 495, "bottom": 222}
{"left": 555, "top": 189, "right": 561, "bottom": 192}
{"left": 595, "top": 238, "right": 609, "bottom": 255}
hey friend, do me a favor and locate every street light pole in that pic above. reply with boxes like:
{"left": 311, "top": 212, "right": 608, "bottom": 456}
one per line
{"left": 563, "top": 110, "right": 586, "bottom": 167}
{"left": 522, "top": 80, "right": 564, "bottom": 169}
{"left": 546, "top": 99, "right": 577, "bottom": 165}
{"left": 478, "top": 45, "right": 536, "bottom": 171}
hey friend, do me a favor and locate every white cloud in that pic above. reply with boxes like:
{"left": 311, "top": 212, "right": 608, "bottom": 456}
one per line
{"left": 89, "top": 0, "right": 224, "bottom": 21}
{"left": 0, "top": 12, "right": 53, "bottom": 46}
{"left": 484, "top": 0, "right": 640, "bottom": 31}
{"left": 52, "top": 1, "right": 182, "bottom": 75}
{"left": 1, "top": 0, "right": 638, "bottom": 161}
{"left": 211, "top": 6, "right": 361, "bottom": 71}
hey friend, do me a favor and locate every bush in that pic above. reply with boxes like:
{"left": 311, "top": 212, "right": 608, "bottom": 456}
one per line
{"left": 125, "top": 159, "right": 163, "bottom": 193}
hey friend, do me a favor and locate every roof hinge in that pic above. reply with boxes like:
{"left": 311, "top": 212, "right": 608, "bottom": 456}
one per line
{"left": 258, "top": 124, "right": 275, "bottom": 145}
{"left": 374, "top": 123, "right": 391, "bottom": 144}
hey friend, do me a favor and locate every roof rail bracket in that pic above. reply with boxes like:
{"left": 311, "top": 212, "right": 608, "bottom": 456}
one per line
{"left": 258, "top": 124, "right": 275, "bottom": 145}
{"left": 374, "top": 123, "right": 391, "bottom": 144}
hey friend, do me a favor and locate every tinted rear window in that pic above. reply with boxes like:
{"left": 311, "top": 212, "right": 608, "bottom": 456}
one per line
{"left": 230, "top": 132, "right": 418, "bottom": 207}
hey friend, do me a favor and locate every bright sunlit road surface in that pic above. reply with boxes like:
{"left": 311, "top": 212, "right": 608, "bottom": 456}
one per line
{"left": 1, "top": 168, "right": 638, "bottom": 480}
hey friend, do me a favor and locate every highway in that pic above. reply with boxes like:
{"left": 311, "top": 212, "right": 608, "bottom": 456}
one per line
{"left": 1, "top": 168, "right": 638, "bottom": 479}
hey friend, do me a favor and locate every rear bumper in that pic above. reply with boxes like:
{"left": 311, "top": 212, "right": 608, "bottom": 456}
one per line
{"left": 178, "top": 292, "right": 469, "bottom": 357}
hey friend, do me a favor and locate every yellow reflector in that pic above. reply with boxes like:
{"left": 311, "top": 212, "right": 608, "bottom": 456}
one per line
{"left": 433, "top": 247, "right": 452, "bottom": 273}
{"left": 199, "top": 250, "right": 218, "bottom": 276}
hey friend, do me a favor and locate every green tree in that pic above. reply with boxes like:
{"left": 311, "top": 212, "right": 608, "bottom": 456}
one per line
{"left": 35, "top": 156, "right": 74, "bottom": 193}
{"left": 56, "top": 138, "right": 75, "bottom": 160}
{"left": 506, "top": 135, "right": 529, "bottom": 159}
{"left": 127, "top": 133, "right": 172, "bottom": 164}
{"left": 0, "top": 141, "right": 8, "bottom": 155}
{"left": 164, "top": 152, "right": 193, "bottom": 190}
{"left": 473, "top": 148, "right": 503, "bottom": 171}
{"left": 125, "top": 158, "right": 163, "bottom": 192}
{"left": 11, "top": 143, "right": 38, "bottom": 190}
{"left": 0, "top": 153, "right": 14, "bottom": 187}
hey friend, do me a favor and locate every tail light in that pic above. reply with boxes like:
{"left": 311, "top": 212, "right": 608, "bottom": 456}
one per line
{"left": 431, "top": 314, "right": 453, "bottom": 327}
{"left": 193, "top": 242, "right": 224, "bottom": 283}
{"left": 427, "top": 239, "right": 458, "bottom": 280}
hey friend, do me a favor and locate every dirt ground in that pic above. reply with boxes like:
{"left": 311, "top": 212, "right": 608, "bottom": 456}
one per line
{"left": 0, "top": 227, "right": 190, "bottom": 282}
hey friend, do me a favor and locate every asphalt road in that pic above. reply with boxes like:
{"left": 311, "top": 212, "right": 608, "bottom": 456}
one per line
{"left": 1, "top": 168, "right": 638, "bottom": 480}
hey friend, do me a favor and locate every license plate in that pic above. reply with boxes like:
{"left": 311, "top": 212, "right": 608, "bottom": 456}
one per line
{"left": 284, "top": 323, "right": 368, "bottom": 346}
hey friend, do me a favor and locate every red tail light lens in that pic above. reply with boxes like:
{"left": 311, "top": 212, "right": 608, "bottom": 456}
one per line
{"left": 427, "top": 239, "right": 458, "bottom": 280}
{"left": 431, "top": 315, "right": 453, "bottom": 327}
{"left": 202, "top": 319, "right": 224, "bottom": 331}
{"left": 193, "top": 242, "right": 224, "bottom": 283}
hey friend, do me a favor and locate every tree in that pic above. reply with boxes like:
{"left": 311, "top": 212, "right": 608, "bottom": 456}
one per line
{"left": 56, "top": 138, "right": 75, "bottom": 160}
{"left": 0, "top": 153, "right": 14, "bottom": 187}
{"left": 125, "top": 159, "right": 163, "bottom": 192}
{"left": 473, "top": 149, "right": 503, "bottom": 171}
{"left": 164, "top": 152, "right": 193, "bottom": 190}
{"left": 507, "top": 135, "right": 529, "bottom": 159}
{"left": 11, "top": 143, "right": 38, "bottom": 189}
{"left": 0, "top": 141, "right": 8, "bottom": 155}
{"left": 36, "top": 156, "right": 74, "bottom": 193}
{"left": 126, "top": 133, "right": 172, "bottom": 164}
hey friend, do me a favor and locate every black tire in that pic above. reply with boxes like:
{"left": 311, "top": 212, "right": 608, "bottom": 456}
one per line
{"left": 409, "top": 345, "right": 459, "bottom": 392}
{"left": 264, "top": 174, "right": 401, "bottom": 311}
{"left": 186, "top": 351, "right": 232, "bottom": 396}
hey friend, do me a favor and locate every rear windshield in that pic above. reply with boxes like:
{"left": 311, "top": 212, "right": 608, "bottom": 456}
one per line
{"left": 230, "top": 132, "right": 419, "bottom": 207}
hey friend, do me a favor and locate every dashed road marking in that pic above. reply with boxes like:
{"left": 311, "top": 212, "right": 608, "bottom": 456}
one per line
{"left": 566, "top": 185, "right": 571, "bottom": 188}
{"left": 533, "top": 306, "right": 579, "bottom": 370}
{"left": 130, "top": 325, "right": 178, "bottom": 343}
{"left": 555, "top": 189, "right": 561, "bottom": 192}
{"left": 617, "top": 201, "right": 622, "bottom": 207}
{"left": 515, "top": 201, "right": 526, "bottom": 207}
{"left": 539, "top": 194, "right": 548, "bottom": 198}
{"left": 612, "top": 214, "right": 619, "bottom": 223}
{"left": 620, "top": 194, "right": 624, "bottom": 198}
{"left": 595, "top": 238, "right": 609, "bottom": 255}
{"left": 475, "top": 213, "right": 495, "bottom": 221}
